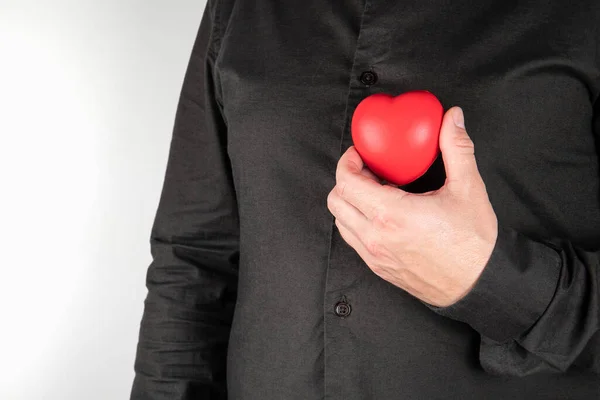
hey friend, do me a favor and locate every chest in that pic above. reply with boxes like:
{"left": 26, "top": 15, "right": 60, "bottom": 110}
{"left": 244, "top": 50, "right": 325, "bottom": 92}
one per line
{"left": 216, "top": 1, "right": 599, "bottom": 150}
{"left": 214, "top": 0, "right": 600, "bottom": 243}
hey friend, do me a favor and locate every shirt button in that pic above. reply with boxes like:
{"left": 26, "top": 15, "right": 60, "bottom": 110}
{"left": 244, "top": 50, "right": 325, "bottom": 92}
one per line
{"left": 359, "top": 70, "right": 377, "bottom": 86}
{"left": 334, "top": 301, "right": 352, "bottom": 317}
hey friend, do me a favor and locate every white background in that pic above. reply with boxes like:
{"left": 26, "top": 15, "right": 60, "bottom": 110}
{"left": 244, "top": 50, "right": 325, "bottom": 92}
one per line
{"left": 0, "top": 1, "right": 207, "bottom": 398}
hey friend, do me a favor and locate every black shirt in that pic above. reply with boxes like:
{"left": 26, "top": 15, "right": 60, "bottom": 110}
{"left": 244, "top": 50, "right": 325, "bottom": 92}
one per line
{"left": 131, "top": 1, "right": 600, "bottom": 399}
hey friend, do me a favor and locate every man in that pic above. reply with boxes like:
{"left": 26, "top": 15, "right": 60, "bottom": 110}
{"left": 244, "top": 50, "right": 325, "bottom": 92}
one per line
{"left": 131, "top": 1, "right": 600, "bottom": 399}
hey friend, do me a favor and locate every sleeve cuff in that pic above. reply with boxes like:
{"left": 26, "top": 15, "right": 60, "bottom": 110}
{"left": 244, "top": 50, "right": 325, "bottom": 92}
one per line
{"left": 423, "top": 225, "right": 562, "bottom": 343}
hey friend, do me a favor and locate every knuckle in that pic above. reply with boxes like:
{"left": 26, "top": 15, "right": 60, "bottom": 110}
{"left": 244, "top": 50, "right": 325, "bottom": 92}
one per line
{"left": 327, "top": 191, "right": 336, "bottom": 212}
{"left": 347, "top": 159, "right": 362, "bottom": 173}
{"left": 364, "top": 231, "right": 381, "bottom": 257}
{"left": 336, "top": 157, "right": 360, "bottom": 181}
{"left": 395, "top": 266, "right": 410, "bottom": 285}
{"left": 336, "top": 180, "right": 348, "bottom": 198}
{"left": 454, "top": 135, "right": 475, "bottom": 153}
{"left": 334, "top": 218, "right": 343, "bottom": 233}
{"left": 383, "top": 184, "right": 408, "bottom": 204}
{"left": 336, "top": 222, "right": 349, "bottom": 241}
{"left": 369, "top": 262, "right": 383, "bottom": 276}
{"left": 456, "top": 178, "right": 483, "bottom": 199}
{"left": 372, "top": 205, "right": 391, "bottom": 230}
{"left": 335, "top": 162, "right": 345, "bottom": 183}
{"left": 371, "top": 204, "right": 393, "bottom": 232}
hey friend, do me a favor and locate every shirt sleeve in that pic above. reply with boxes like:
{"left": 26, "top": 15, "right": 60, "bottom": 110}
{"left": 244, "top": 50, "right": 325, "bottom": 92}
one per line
{"left": 423, "top": 97, "right": 600, "bottom": 376}
{"left": 130, "top": 3, "right": 239, "bottom": 399}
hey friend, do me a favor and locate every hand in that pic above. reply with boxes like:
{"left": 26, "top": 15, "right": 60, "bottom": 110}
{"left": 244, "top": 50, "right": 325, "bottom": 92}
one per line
{"left": 327, "top": 107, "right": 498, "bottom": 307}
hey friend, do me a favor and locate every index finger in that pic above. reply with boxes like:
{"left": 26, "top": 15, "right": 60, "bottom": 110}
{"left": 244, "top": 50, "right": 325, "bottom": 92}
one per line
{"left": 335, "top": 146, "right": 388, "bottom": 218}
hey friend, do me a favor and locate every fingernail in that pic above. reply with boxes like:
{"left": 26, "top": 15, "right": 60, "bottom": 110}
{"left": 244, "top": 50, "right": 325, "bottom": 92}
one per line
{"left": 453, "top": 107, "right": 465, "bottom": 129}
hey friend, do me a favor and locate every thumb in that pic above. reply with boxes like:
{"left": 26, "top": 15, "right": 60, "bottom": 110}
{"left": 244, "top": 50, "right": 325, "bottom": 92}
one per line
{"left": 439, "top": 106, "right": 481, "bottom": 188}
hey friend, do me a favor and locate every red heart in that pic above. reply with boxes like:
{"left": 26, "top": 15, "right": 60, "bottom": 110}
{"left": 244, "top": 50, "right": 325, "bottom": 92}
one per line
{"left": 351, "top": 90, "right": 444, "bottom": 186}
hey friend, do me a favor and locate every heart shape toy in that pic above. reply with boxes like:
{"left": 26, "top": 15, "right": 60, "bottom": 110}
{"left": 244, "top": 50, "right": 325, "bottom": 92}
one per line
{"left": 351, "top": 90, "right": 444, "bottom": 186}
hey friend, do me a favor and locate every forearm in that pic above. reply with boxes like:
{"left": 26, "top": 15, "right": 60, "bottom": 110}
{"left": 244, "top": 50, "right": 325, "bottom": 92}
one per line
{"left": 131, "top": 237, "right": 239, "bottom": 399}
{"left": 425, "top": 225, "right": 600, "bottom": 375}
